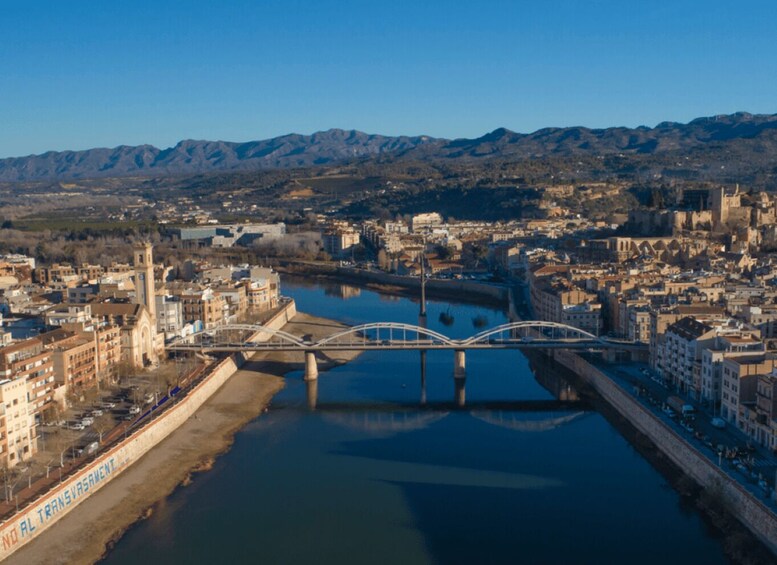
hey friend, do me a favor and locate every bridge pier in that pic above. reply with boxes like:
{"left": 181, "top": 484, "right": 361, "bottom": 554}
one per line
{"left": 304, "top": 351, "right": 318, "bottom": 381}
{"left": 454, "top": 349, "right": 466, "bottom": 379}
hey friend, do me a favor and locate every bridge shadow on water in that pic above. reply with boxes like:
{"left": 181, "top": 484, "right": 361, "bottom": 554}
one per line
{"left": 305, "top": 351, "right": 698, "bottom": 565}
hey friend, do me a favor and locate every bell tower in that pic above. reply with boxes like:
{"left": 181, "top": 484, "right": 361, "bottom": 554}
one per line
{"left": 133, "top": 242, "right": 157, "bottom": 322}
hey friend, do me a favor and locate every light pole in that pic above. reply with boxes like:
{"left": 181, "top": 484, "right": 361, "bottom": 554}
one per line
{"left": 419, "top": 235, "right": 427, "bottom": 319}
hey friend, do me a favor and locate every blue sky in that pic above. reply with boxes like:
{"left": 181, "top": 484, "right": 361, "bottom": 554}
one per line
{"left": 2, "top": 0, "right": 776, "bottom": 157}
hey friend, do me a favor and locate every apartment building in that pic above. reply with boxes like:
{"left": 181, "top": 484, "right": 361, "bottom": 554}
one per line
{"left": 0, "top": 338, "right": 55, "bottom": 419}
{"left": 156, "top": 295, "right": 184, "bottom": 338}
{"left": 44, "top": 303, "right": 93, "bottom": 327}
{"left": 45, "top": 333, "right": 98, "bottom": 390}
{"left": 213, "top": 283, "right": 248, "bottom": 322}
{"left": 530, "top": 275, "right": 601, "bottom": 336}
{"left": 720, "top": 354, "right": 777, "bottom": 428}
{"left": 661, "top": 317, "right": 718, "bottom": 397}
{"left": 322, "top": 228, "right": 360, "bottom": 258}
{"left": 747, "top": 373, "right": 777, "bottom": 450}
{"left": 0, "top": 377, "right": 37, "bottom": 468}
{"left": 168, "top": 286, "right": 226, "bottom": 329}
{"left": 700, "top": 333, "right": 764, "bottom": 407}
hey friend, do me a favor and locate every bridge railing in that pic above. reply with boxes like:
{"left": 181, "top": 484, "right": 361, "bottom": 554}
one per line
{"left": 315, "top": 322, "right": 456, "bottom": 347}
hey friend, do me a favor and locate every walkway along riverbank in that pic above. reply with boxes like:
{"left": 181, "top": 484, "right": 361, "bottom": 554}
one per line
{"left": 0, "top": 299, "right": 326, "bottom": 563}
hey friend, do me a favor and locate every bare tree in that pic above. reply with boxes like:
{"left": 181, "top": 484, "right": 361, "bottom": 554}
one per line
{"left": 92, "top": 414, "right": 115, "bottom": 444}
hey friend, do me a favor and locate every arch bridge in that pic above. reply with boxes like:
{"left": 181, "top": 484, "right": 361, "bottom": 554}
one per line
{"left": 168, "top": 320, "right": 645, "bottom": 381}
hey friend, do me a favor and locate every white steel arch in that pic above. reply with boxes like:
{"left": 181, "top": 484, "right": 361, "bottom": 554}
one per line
{"left": 462, "top": 321, "right": 600, "bottom": 345}
{"left": 175, "top": 324, "right": 309, "bottom": 348}
{"left": 314, "top": 322, "right": 457, "bottom": 347}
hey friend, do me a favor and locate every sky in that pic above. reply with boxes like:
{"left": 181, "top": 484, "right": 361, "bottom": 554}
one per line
{"left": 2, "top": 0, "right": 777, "bottom": 157}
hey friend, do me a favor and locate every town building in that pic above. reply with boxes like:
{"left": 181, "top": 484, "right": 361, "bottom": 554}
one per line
{"left": 0, "top": 338, "right": 54, "bottom": 420}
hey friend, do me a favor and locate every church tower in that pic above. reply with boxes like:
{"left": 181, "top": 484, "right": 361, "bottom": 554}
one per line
{"left": 133, "top": 242, "right": 157, "bottom": 323}
{"left": 711, "top": 186, "right": 729, "bottom": 230}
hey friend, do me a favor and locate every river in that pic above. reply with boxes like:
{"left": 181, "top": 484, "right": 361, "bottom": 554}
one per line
{"left": 101, "top": 279, "right": 729, "bottom": 564}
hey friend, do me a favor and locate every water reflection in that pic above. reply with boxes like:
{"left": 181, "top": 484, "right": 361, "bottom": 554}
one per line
{"left": 321, "top": 411, "right": 449, "bottom": 435}
{"left": 306, "top": 378, "right": 318, "bottom": 410}
{"left": 470, "top": 410, "right": 589, "bottom": 432}
{"left": 454, "top": 376, "right": 466, "bottom": 407}
{"left": 323, "top": 284, "right": 362, "bottom": 300}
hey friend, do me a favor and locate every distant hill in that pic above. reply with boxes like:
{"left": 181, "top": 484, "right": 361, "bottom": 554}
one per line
{"left": 0, "top": 129, "right": 438, "bottom": 182}
{"left": 3, "top": 112, "right": 777, "bottom": 182}
{"left": 416, "top": 112, "right": 777, "bottom": 160}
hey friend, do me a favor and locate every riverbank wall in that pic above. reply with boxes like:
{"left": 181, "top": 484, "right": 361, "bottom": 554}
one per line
{"left": 0, "top": 300, "right": 297, "bottom": 561}
{"left": 553, "top": 348, "right": 777, "bottom": 554}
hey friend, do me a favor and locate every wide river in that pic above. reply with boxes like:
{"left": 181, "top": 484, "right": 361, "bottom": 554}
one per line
{"left": 102, "top": 279, "right": 728, "bottom": 564}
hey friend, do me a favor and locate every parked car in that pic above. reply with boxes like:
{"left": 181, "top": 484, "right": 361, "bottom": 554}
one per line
{"left": 143, "top": 393, "right": 155, "bottom": 405}
{"left": 81, "top": 416, "right": 94, "bottom": 426}
{"left": 129, "top": 405, "right": 141, "bottom": 415}
{"left": 68, "top": 421, "right": 85, "bottom": 431}
{"left": 91, "top": 409, "right": 104, "bottom": 417}
{"left": 711, "top": 417, "right": 726, "bottom": 429}
{"left": 102, "top": 401, "right": 117, "bottom": 409}
{"left": 85, "top": 441, "right": 99, "bottom": 455}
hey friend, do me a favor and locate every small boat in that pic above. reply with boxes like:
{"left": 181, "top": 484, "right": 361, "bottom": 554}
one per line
{"left": 439, "top": 308, "right": 455, "bottom": 326}
{"left": 472, "top": 315, "right": 488, "bottom": 328}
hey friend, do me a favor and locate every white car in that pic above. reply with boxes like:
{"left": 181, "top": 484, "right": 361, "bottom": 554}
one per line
{"left": 129, "top": 405, "right": 141, "bottom": 415}
{"left": 711, "top": 417, "right": 726, "bottom": 429}
{"left": 81, "top": 416, "right": 94, "bottom": 426}
{"left": 68, "top": 422, "right": 85, "bottom": 431}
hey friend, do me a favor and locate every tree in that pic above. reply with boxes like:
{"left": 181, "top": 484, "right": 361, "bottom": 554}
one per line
{"left": 435, "top": 245, "right": 451, "bottom": 260}
{"left": 93, "top": 414, "right": 115, "bottom": 444}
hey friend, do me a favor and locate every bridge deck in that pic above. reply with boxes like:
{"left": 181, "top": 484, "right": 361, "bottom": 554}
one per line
{"left": 167, "top": 341, "right": 646, "bottom": 352}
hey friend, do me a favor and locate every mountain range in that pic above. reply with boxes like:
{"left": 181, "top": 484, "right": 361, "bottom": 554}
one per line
{"left": 3, "top": 112, "right": 777, "bottom": 182}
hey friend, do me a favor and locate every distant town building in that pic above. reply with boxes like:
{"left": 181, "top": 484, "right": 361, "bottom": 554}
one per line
{"left": 171, "top": 223, "right": 286, "bottom": 247}
{"left": 323, "top": 228, "right": 360, "bottom": 258}
{"left": 411, "top": 212, "right": 443, "bottom": 233}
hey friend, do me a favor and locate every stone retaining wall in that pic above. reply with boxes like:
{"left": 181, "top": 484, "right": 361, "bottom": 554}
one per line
{"left": 0, "top": 299, "right": 296, "bottom": 561}
{"left": 554, "top": 349, "right": 777, "bottom": 554}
